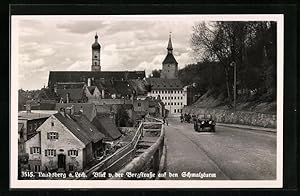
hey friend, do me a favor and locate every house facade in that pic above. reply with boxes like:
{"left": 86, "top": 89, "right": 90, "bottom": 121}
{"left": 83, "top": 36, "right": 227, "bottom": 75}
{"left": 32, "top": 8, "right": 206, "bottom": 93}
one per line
{"left": 18, "top": 111, "right": 52, "bottom": 154}
{"left": 25, "top": 111, "right": 105, "bottom": 173}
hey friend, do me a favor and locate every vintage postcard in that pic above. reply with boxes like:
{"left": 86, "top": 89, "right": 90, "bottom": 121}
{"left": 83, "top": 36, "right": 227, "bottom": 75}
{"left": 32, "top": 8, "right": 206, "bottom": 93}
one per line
{"left": 10, "top": 14, "right": 283, "bottom": 188}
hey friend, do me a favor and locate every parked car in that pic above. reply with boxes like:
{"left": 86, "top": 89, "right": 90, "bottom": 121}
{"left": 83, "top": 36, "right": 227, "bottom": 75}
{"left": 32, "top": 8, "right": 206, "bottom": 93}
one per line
{"left": 194, "top": 114, "right": 216, "bottom": 132}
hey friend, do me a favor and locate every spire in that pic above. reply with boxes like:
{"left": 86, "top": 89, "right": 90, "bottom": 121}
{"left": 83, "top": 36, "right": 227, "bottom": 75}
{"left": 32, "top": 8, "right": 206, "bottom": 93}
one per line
{"left": 95, "top": 32, "right": 98, "bottom": 40}
{"left": 167, "top": 32, "right": 173, "bottom": 52}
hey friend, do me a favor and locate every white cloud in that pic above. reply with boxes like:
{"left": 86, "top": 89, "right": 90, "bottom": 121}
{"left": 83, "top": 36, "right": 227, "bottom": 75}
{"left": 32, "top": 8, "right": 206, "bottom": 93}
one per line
{"left": 39, "top": 48, "right": 55, "bottom": 56}
{"left": 66, "top": 60, "right": 90, "bottom": 71}
{"left": 15, "top": 16, "right": 201, "bottom": 90}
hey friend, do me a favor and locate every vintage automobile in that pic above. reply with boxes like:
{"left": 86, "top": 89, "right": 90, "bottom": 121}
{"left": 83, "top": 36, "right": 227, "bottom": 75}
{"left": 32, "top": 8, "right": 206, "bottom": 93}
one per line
{"left": 194, "top": 114, "right": 216, "bottom": 132}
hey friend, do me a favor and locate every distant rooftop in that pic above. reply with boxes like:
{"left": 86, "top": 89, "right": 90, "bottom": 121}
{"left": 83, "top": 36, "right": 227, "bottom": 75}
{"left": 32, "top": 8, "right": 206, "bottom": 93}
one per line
{"left": 145, "top": 78, "right": 183, "bottom": 90}
{"left": 18, "top": 111, "right": 55, "bottom": 120}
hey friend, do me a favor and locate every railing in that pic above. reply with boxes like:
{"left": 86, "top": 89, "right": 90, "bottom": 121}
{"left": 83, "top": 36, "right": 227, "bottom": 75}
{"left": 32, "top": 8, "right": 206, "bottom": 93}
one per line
{"left": 110, "top": 117, "right": 166, "bottom": 180}
{"left": 78, "top": 121, "right": 144, "bottom": 179}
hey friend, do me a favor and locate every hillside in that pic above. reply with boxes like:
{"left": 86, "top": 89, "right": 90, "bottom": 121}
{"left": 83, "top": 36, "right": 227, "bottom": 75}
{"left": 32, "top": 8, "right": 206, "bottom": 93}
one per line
{"left": 187, "top": 90, "right": 276, "bottom": 114}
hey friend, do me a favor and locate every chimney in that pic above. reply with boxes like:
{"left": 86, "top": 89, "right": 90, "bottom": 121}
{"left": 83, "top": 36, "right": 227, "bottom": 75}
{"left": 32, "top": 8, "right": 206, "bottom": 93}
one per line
{"left": 79, "top": 106, "right": 84, "bottom": 114}
{"left": 26, "top": 103, "right": 31, "bottom": 113}
{"left": 66, "top": 93, "right": 70, "bottom": 103}
{"left": 71, "top": 105, "right": 75, "bottom": 115}
{"left": 59, "top": 107, "right": 65, "bottom": 117}
{"left": 88, "top": 78, "right": 91, "bottom": 87}
{"left": 101, "top": 89, "right": 105, "bottom": 99}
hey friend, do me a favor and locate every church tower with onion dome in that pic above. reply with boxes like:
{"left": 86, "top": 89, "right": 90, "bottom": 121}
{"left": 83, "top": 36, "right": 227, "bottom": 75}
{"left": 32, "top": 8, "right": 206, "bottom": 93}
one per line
{"left": 160, "top": 32, "right": 178, "bottom": 79}
{"left": 91, "top": 33, "right": 101, "bottom": 71}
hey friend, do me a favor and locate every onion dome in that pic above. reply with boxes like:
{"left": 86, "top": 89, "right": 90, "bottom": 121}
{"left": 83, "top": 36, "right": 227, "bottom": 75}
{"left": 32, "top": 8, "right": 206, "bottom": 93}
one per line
{"left": 92, "top": 33, "right": 101, "bottom": 49}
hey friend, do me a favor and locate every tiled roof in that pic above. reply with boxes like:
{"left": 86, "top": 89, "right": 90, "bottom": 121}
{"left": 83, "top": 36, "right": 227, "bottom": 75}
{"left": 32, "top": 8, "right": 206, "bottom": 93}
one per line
{"left": 18, "top": 111, "right": 52, "bottom": 120}
{"left": 55, "top": 103, "right": 96, "bottom": 121}
{"left": 87, "top": 86, "right": 96, "bottom": 95}
{"left": 54, "top": 112, "right": 105, "bottom": 145}
{"left": 48, "top": 71, "right": 146, "bottom": 88}
{"left": 145, "top": 78, "right": 183, "bottom": 90}
{"left": 92, "top": 113, "right": 121, "bottom": 140}
{"left": 94, "top": 80, "right": 135, "bottom": 98}
{"left": 56, "top": 88, "right": 86, "bottom": 102}
{"left": 162, "top": 53, "right": 178, "bottom": 64}
{"left": 127, "top": 79, "right": 148, "bottom": 95}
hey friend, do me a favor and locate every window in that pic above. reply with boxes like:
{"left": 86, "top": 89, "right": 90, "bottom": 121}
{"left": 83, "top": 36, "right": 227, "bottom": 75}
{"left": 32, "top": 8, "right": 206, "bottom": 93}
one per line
{"left": 94, "top": 55, "right": 97, "bottom": 58}
{"left": 51, "top": 122, "right": 54, "bottom": 127}
{"left": 45, "top": 149, "right": 56, "bottom": 157}
{"left": 174, "top": 109, "right": 176, "bottom": 113}
{"left": 137, "top": 102, "right": 141, "bottom": 107}
{"left": 68, "top": 150, "right": 78, "bottom": 157}
{"left": 30, "top": 147, "right": 41, "bottom": 154}
{"left": 69, "top": 165, "right": 74, "bottom": 171}
{"left": 34, "top": 165, "right": 40, "bottom": 172}
{"left": 171, "top": 97, "right": 173, "bottom": 100}
{"left": 47, "top": 132, "right": 58, "bottom": 140}
{"left": 174, "top": 102, "right": 176, "bottom": 105}
{"left": 181, "top": 102, "right": 183, "bottom": 105}
{"left": 171, "top": 90, "right": 173, "bottom": 94}
{"left": 20, "top": 131, "right": 23, "bottom": 140}
{"left": 174, "top": 97, "right": 176, "bottom": 99}
{"left": 171, "top": 102, "right": 173, "bottom": 105}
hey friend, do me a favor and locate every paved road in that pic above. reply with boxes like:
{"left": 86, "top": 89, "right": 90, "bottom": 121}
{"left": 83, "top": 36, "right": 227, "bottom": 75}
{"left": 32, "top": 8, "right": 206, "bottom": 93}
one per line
{"left": 164, "top": 118, "right": 276, "bottom": 180}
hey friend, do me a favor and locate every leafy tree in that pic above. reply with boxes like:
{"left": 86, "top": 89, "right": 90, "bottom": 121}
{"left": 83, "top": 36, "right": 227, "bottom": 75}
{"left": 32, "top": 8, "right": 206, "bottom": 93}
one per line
{"left": 116, "top": 106, "right": 131, "bottom": 127}
{"left": 190, "top": 21, "right": 276, "bottom": 104}
{"left": 149, "top": 69, "right": 161, "bottom": 78}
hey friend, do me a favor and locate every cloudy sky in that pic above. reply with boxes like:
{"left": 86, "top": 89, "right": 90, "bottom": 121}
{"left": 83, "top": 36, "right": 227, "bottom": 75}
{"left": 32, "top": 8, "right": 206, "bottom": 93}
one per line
{"left": 12, "top": 15, "right": 206, "bottom": 90}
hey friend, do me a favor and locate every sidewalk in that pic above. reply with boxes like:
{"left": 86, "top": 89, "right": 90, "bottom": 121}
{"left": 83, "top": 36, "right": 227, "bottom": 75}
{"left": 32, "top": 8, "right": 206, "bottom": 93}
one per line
{"left": 217, "top": 123, "right": 276, "bottom": 133}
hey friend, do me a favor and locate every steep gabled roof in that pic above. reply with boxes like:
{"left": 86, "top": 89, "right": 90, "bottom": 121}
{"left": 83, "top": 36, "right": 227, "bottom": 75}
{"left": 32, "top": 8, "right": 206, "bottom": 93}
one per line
{"left": 56, "top": 88, "right": 85, "bottom": 102}
{"left": 87, "top": 86, "right": 96, "bottom": 95}
{"left": 54, "top": 112, "right": 105, "bottom": 145}
{"left": 92, "top": 113, "right": 121, "bottom": 140}
{"left": 162, "top": 53, "right": 178, "bottom": 65}
{"left": 55, "top": 103, "right": 96, "bottom": 122}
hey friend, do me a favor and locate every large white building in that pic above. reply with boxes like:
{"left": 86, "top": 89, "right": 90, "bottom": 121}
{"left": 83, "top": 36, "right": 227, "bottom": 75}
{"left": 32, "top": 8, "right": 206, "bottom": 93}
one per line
{"left": 146, "top": 34, "right": 188, "bottom": 116}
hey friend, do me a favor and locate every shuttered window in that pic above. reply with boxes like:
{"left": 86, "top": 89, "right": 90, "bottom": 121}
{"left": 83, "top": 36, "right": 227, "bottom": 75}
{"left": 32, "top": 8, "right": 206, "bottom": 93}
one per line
{"left": 30, "top": 147, "right": 40, "bottom": 154}
{"left": 45, "top": 149, "right": 56, "bottom": 157}
{"left": 47, "top": 132, "right": 58, "bottom": 140}
{"left": 68, "top": 150, "right": 78, "bottom": 157}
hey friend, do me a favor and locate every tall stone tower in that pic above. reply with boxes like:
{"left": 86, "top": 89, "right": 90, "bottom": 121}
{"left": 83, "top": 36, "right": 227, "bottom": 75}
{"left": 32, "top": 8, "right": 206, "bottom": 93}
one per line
{"left": 160, "top": 33, "right": 178, "bottom": 79}
{"left": 91, "top": 33, "right": 101, "bottom": 71}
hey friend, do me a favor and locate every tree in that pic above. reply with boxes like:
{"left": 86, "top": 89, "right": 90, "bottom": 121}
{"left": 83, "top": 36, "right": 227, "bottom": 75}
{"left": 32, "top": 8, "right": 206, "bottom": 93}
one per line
{"left": 191, "top": 21, "right": 276, "bottom": 104}
{"left": 116, "top": 106, "right": 131, "bottom": 127}
{"left": 149, "top": 69, "right": 161, "bottom": 78}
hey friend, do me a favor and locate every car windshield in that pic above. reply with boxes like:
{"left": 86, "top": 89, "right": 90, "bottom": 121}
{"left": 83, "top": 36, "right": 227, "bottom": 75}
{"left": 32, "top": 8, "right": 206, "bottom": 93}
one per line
{"left": 198, "top": 114, "right": 212, "bottom": 119}
{"left": 206, "top": 114, "right": 212, "bottom": 119}
{"left": 198, "top": 114, "right": 205, "bottom": 119}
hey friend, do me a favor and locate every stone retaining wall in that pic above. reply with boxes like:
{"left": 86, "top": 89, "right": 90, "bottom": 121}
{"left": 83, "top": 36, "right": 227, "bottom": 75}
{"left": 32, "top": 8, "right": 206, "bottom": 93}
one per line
{"left": 183, "top": 107, "right": 276, "bottom": 129}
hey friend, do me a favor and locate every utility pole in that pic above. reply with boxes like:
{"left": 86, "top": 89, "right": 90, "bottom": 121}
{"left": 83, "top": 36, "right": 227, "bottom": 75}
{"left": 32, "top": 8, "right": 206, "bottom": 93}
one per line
{"left": 230, "top": 62, "right": 237, "bottom": 112}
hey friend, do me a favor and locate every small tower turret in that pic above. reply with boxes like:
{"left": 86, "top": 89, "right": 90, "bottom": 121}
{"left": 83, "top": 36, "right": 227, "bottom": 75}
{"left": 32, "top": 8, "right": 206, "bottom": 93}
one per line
{"left": 161, "top": 32, "right": 178, "bottom": 79}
